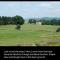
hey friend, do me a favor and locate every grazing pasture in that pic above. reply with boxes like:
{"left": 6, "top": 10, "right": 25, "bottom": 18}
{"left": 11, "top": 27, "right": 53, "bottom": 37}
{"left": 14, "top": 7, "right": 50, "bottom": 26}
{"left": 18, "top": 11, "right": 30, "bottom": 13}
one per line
{"left": 0, "top": 23, "right": 60, "bottom": 46}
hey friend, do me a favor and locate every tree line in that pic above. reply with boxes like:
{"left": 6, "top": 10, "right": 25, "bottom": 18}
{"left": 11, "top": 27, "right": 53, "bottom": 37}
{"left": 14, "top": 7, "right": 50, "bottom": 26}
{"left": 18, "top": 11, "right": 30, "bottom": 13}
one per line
{"left": 40, "top": 18, "right": 60, "bottom": 25}
{"left": 28, "top": 18, "right": 60, "bottom": 25}
{"left": 0, "top": 15, "right": 25, "bottom": 25}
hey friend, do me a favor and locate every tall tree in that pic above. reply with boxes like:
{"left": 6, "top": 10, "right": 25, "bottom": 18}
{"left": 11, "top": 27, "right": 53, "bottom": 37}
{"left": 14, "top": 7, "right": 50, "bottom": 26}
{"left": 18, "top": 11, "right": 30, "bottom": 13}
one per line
{"left": 14, "top": 15, "right": 25, "bottom": 25}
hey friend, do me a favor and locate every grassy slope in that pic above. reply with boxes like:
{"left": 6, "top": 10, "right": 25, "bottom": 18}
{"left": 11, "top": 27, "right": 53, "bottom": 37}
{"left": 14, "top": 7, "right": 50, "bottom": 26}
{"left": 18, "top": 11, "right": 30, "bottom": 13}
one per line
{"left": 0, "top": 24, "right": 60, "bottom": 46}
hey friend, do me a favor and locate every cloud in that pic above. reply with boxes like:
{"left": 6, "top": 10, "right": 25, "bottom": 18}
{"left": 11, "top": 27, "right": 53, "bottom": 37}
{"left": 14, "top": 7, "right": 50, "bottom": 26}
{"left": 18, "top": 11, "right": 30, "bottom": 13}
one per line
{"left": 40, "top": 2, "right": 53, "bottom": 8}
{"left": 0, "top": 2, "right": 60, "bottom": 18}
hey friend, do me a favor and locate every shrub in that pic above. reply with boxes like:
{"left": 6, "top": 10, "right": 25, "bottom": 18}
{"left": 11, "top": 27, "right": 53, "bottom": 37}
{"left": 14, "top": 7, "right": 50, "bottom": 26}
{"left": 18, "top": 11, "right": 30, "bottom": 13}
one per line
{"left": 56, "top": 28, "right": 60, "bottom": 32}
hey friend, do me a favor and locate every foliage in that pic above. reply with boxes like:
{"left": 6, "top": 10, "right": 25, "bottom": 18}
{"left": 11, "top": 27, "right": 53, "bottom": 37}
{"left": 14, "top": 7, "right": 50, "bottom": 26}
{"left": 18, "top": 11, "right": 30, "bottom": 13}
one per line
{"left": 0, "top": 15, "right": 25, "bottom": 25}
{"left": 28, "top": 19, "right": 36, "bottom": 24}
{"left": 41, "top": 18, "right": 60, "bottom": 25}
{"left": 56, "top": 27, "right": 60, "bottom": 32}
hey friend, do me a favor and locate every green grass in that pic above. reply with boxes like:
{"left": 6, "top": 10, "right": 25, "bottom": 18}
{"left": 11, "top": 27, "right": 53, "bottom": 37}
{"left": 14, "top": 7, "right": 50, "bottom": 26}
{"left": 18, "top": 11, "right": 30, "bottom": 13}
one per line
{"left": 0, "top": 23, "right": 60, "bottom": 46}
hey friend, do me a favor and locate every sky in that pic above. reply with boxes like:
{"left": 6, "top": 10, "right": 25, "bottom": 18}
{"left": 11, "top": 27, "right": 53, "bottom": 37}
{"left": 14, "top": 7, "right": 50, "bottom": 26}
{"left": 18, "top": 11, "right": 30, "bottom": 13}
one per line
{"left": 0, "top": 1, "right": 60, "bottom": 19}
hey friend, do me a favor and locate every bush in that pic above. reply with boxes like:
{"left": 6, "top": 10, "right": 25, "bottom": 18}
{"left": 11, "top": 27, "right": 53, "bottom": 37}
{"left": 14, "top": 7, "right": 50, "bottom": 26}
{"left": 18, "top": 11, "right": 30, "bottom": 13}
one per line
{"left": 56, "top": 28, "right": 60, "bottom": 32}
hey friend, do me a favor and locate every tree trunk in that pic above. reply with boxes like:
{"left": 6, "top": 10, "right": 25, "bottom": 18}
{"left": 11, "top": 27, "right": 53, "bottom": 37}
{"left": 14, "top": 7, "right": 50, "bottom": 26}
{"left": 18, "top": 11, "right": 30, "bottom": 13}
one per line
{"left": 16, "top": 24, "right": 21, "bottom": 30}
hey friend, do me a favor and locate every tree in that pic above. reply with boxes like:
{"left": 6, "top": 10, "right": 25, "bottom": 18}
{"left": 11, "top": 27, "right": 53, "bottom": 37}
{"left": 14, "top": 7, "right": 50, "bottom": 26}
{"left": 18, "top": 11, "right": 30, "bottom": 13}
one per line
{"left": 0, "top": 16, "right": 2, "bottom": 25}
{"left": 57, "top": 20, "right": 60, "bottom": 25}
{"left": 7, "top": 17, "right": 12, "bottom": 24}
{"left": 14, "top": 15, "right": 25, "bottom": 30}
{"left": 14, "top": 15, "right": 25, "bottom": 25}
{"left": 28, "top": 19, "right": 36, "bottom": 24}
{"left": 0, "top": 15, "right": 25, "bottom": 25}
{"left": 3, "top": 16, "right": 8, "bottom": 25}
{"left": 28, "top": 19, "right": 32, "bottom": 24}
{"left": 33, "top": 20, "right": 36, "bottom": 24}
{"left": 11, "top": 16, "right": 16, "bottom": 24}
{"left": 41, "top": 18, "right": 60, "bottom": 25}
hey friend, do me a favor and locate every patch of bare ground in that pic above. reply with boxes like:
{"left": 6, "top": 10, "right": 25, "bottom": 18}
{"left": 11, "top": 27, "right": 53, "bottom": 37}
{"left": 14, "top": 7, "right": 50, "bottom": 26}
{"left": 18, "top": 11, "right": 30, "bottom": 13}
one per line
{"left": 47, "top": 39, "right": 60, "bottom": 46}
{"left": 35, "top": 39, "right": 60, "bottom": 46}
{"left": 35, "top": 42, "right": 48, "bottom": 46}
{"left": 17, "top": 43, "right": 36, "bottom": 46}
{"left": 36, "top": 30, "right": 52, "bottom": 32}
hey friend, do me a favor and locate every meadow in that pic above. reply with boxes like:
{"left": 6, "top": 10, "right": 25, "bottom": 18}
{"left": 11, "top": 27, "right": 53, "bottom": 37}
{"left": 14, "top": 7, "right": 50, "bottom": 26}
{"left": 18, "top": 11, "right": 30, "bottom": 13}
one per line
{"left": 0, "top": 23, "right": 60, "bottom": 46}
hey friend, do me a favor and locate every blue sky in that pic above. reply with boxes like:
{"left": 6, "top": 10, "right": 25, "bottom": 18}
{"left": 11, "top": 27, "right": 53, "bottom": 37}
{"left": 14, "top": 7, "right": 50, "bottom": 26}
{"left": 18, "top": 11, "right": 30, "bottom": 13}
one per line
{"left": 0, "top": 1, "right": 60, "bottom": 19}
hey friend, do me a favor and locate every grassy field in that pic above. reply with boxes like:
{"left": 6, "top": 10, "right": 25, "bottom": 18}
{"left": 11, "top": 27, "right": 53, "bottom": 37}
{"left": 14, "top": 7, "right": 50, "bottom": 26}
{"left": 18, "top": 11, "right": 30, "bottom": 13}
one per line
{"left": 0, "top": 23, "right": 60, "bottom": 46}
